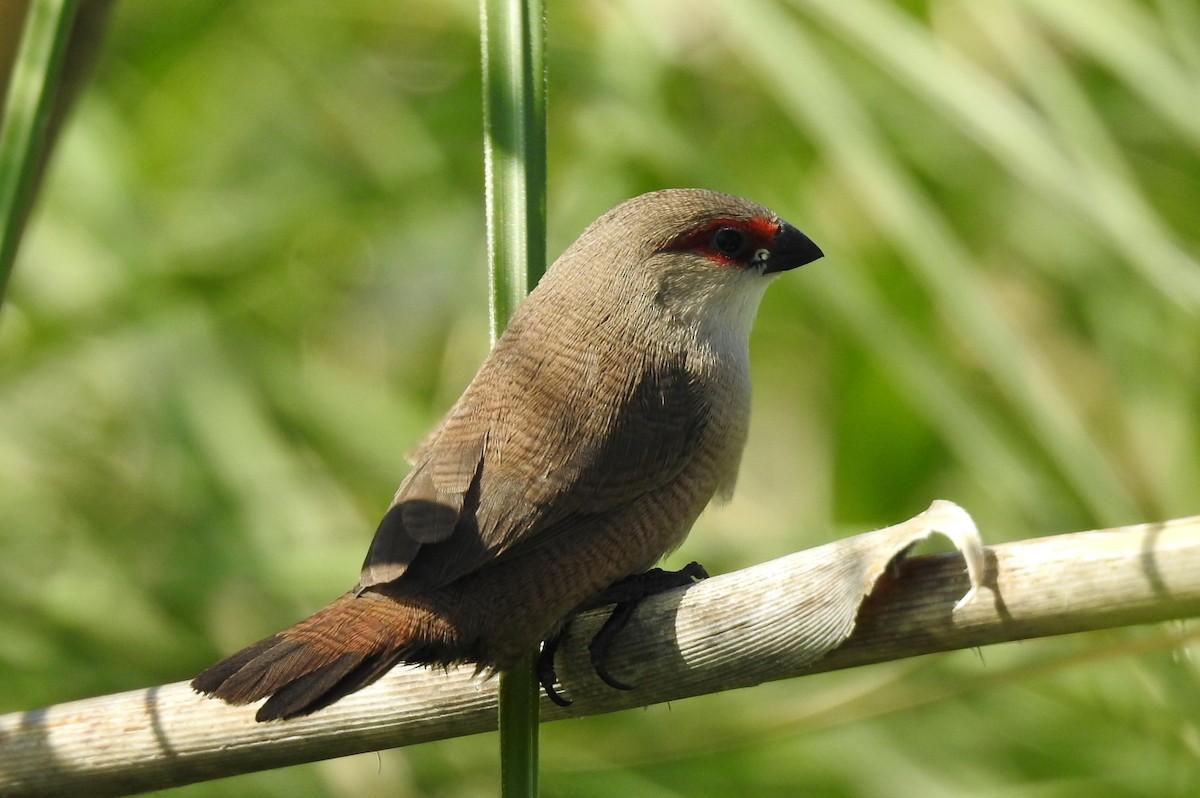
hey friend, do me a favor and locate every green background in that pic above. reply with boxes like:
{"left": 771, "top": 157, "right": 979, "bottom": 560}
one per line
{"left": 2, "top": 0, "right": 1199, "bottom": 795}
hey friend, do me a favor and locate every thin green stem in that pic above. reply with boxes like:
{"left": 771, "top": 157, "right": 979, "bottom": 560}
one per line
{"left": 482, "top": 0, "right": 547, "bottom": 344}
{"left": 498, "top": 652, "right": 541, "bottom": 797}
{"left": 0, "top": 0, "right": 80, "bottom": 311}
{"left": 480, "top": 0, "right": 547, "bottom": 795}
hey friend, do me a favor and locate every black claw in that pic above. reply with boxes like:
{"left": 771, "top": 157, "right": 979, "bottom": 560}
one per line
{"left": 588, "top": 601, "right": 638, "bottom": 690}
{"left": 583, "top": 561, "right": 710, "bottom": 692}
{"left": 537, "top": 630, "right": 572, "bottom": 707}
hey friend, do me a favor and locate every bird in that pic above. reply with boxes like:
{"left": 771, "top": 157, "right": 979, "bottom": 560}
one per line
{"left": 192, "top": 188, "right": 823, "bottom": 720}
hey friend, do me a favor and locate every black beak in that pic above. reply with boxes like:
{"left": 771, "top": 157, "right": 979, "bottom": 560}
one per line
{"left": 761, "top": 221, "right": 823, "bottom": 274}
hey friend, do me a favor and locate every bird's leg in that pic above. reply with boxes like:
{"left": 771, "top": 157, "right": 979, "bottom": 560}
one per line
{"left": 584, "top": 561, "right": 708, "bottom": 690}
{"left": 586, "top": 602, "right": 640, "bottom": 690}
{"left": 538, "top": 561, "right": 709, "bottom": 702}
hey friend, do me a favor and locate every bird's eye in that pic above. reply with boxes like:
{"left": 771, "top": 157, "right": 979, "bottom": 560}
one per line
{"left": 710, "top": 227, "right": 746, "bottom": 256}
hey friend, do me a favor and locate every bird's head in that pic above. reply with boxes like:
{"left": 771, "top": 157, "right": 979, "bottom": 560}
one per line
{"left": 604, "top": 189, "right": 822, "bottom": 334}
{"left": 530, "top": 189, "right": 823, "bottom": 343}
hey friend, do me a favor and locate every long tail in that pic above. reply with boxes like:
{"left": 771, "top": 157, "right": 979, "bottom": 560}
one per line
{"left": 192, "top": 591, "right": 454, "bottom": 721}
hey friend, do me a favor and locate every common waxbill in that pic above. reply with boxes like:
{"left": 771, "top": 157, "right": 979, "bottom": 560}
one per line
{"left": 193, "top": 188, "right": 823, "bottom": 720}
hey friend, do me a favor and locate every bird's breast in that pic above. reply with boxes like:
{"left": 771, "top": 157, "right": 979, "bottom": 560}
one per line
{"left": 677, "top": 325, "right": 754, "bottom": 507}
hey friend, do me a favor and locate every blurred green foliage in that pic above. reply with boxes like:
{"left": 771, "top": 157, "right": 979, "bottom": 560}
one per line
{"left": 2, "top": 0, "right": 1199, "bottom": 795}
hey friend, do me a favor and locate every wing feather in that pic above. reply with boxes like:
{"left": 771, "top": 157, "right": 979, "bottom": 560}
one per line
{"left": 359, "top": 316, "right": 710, "bottom": 593}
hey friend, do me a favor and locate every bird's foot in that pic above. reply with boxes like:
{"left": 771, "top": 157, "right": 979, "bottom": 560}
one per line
{"left": 537, "top": 561, "right": 708, "bottom": 705}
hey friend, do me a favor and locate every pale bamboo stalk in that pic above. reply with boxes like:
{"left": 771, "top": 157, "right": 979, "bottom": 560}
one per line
{"left": 1, "top": 514, "right": 1197, "bottom": 798}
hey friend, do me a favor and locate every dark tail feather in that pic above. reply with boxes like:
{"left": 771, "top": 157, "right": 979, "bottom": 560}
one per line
{"left": 253, "top": 651, "right": 370, "bottom": 721}
{"left": 192, "top": 591, "right": 452, "bottom": 721}
{"left": 191, "top": 636, "right": 286, "bottom": 699}
{"left": 256, "top": 648, "right": 407, "bottom": 721}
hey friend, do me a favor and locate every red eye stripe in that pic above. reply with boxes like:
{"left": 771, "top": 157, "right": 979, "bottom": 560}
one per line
{"left": 665, "top": 216, "right": 781, "bottom": 266}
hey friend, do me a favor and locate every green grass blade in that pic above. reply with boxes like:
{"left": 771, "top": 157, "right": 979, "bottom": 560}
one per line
{"left": 481, "top": 0, "right": 547, "bottom": 794}
{"left": 0, "top": 0, "right": 79, "bottom": 311}
{"left": 499, "top": 652, "right": 541, "bottom": 797}
{"left": 482, "top": 0, "right": 547, "bottom": 344}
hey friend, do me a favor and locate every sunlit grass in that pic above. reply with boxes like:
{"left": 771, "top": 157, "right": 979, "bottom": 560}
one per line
{"left": 1, "top": 0, "right": 1197, "bottom": 795}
